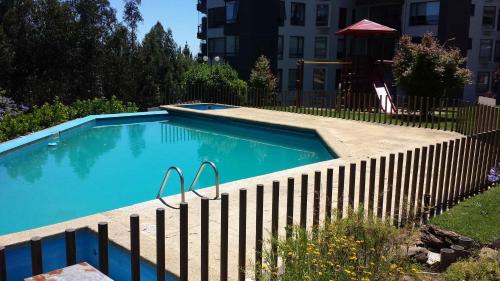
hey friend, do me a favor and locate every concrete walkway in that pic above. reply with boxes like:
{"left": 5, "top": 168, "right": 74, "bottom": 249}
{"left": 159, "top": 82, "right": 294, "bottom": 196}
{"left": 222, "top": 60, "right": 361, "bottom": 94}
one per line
{"left": 0, "top": 107, "right": 461, "bottom": 280}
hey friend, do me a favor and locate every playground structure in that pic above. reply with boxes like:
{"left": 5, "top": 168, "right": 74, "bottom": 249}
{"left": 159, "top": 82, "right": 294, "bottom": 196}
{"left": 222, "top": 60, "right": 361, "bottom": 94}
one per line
{"left": 295, "top": 19, "right": 398, "bottom": 114}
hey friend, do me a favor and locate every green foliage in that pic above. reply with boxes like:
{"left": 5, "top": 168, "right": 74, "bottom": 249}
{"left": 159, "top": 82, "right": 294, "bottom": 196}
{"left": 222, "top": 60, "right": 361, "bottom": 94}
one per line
{"left": 444, "top": 257, "right": 500, "bottom": 281}
{"left": 393, "top": 33, "right": 471, "bottom": 98}
{"left": 0, "top": 0, "right": 194, "bottom": 109}
{"left": 183, "top": 63, "right": 247, "bottom": 91}
{"left": 260, "top": 210, "right": 418, "bottom": 281}
{"left": 430, "top": 185, "right": 500, "bottom": 243}
{"left": 0, "top": 97, "right": 137, "bottom": 142}
{"left": 249, "top": 55, "right": 278, "bottom": 92}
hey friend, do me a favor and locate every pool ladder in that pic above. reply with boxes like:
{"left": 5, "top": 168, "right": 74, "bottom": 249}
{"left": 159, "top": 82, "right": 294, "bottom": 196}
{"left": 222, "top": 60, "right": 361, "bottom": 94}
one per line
{"left": 156, "top": 161, "right": 220, "bottom": 209}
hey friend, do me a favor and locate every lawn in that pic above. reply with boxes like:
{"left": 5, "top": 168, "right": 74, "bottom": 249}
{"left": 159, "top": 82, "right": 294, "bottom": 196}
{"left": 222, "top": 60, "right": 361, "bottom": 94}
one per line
{"left": 430, "top": 185, "right": 500, "bottom": 243}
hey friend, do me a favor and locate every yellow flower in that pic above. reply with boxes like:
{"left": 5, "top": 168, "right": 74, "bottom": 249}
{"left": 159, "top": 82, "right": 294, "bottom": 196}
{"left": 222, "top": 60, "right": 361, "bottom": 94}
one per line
{"left": 389, "top": 264, "right": 397, "bottom": 270}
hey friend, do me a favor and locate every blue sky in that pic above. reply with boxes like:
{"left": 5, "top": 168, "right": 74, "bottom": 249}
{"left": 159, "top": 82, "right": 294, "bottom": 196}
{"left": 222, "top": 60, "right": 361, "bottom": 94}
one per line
{"left": 109, "top": 0, "right": 199, "bottom": 53}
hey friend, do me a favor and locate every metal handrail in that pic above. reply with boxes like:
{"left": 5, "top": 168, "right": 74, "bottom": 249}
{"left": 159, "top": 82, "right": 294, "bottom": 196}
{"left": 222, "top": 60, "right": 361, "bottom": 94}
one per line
{"left": 156, "top": 166, "right": 185, "bottom": 209}
{"left": 188, "top": 160, "right": 220, "bottom": 200}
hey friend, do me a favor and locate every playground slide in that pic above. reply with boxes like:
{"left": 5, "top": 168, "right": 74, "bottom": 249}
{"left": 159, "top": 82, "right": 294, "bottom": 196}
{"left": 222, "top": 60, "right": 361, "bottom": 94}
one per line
{"left": 373, "top": 80, "right": 396, "bottom": 114}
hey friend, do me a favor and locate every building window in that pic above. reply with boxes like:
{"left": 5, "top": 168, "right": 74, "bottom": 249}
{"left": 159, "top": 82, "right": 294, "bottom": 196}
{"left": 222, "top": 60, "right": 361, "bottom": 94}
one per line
{"left": 208, "top": 37, "right": 225, "bottom": 55}
{"left": 278, "top": 36, "right": 284, "bottom": 60}
{"left": 409, "top": 1, "right": 440, "bottom": 26}
{"left": 313, "top": 68, "right": 326, "bottom": 90}
{"left": 338, "top": 8, "right": 347, "bottom": 29}
{"left": 208, "top": 7, "right": 225, "bottom": 28}
{"left": 482, "top": 6, "right": 496, "bottom": 29}
{"left": 288, "top": 69, "right": 297, "bottom": 90}
{"left": 289, "top": 36, "right": 304, "bottom": 58}
{"left": 495, "top": 41, "right": 500, "bottom": 62}
{"left": 316, "top": 4, "right": 329, "bottom": 27}
{"left": 226, "top": 1, "right": 239, "bottom": 23}
{"left": 277, "top": 69, "right": 283, "bottom": 91}
{"left": 225, "top": 36, "right": 239, "bottom": 56}
{"left": 337, "top": 38, "right": 345, "bottom": 59}
{"left": 314, "top": 37, "right": 328, "bottom": 59}
{"left": 291, "top": 2, "right": 305, "bottom": 26}
{"left": 279, "top": 1, "right": 286, "bottom": 26}
{"left": 476, "top": 72, "right": 490, "bottom": 93}
{"left": 479, "top": 39, "right": 493, "bottom": 61}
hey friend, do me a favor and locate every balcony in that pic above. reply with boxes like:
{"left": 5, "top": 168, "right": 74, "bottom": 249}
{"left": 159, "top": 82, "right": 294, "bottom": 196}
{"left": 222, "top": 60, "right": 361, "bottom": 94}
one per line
{"left": 197, "top": 0, "right": 207, "bottom": 13}
{"left": 197, "top": 17, "right": 207, "bottom": 40}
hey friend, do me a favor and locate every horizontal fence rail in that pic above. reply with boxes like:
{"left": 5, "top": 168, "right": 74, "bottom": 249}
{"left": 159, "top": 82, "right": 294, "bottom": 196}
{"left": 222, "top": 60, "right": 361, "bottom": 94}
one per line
{"left": 1, "top": 129, "right": 499, "bottom": 280}
{"left": 162, "top": 84, "right": 500, "bottom": 136}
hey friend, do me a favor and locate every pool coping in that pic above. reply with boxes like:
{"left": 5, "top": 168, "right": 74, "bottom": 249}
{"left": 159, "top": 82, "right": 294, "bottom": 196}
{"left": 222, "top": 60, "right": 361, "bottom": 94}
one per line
{"left": 0, "top": 111, "right": 168, "bottom": 156}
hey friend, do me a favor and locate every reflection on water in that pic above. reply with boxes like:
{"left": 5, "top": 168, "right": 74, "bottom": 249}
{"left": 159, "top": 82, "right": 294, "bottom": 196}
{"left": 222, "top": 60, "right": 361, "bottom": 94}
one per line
{"left": 0, "top": 116, "right": 334, "bottom": 235}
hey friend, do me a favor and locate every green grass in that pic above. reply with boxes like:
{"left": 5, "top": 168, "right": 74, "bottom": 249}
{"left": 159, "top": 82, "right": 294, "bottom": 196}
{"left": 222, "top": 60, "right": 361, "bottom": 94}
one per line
{"left": 262, "top": 105, "right": 459, "bottom": 131}
{"left": 430, "top": 185, "right": 500, "bottom": 243}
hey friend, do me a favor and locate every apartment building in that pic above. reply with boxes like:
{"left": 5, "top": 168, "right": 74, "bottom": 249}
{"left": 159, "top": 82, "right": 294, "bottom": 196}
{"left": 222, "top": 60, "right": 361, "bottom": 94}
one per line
{"left": 197, "top": 0, "right": 500, "bottom": 101}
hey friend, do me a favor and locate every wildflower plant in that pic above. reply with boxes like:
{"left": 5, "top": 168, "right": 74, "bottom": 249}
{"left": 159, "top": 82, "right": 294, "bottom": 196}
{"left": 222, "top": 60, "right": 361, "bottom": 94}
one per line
{"left": 260, "top": 210, "right": 418, "bottom": 281}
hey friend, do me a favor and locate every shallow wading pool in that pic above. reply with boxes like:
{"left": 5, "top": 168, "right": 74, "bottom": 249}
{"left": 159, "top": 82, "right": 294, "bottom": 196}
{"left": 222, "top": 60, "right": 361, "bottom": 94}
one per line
{"left": 0, "top": 111, "right": 335, "bottom": 235}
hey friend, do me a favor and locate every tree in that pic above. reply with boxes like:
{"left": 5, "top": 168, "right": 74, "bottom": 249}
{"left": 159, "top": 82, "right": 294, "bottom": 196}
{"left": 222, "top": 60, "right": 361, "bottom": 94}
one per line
{"left": 249, "top": 55, "right": 277, "bottom": 92}
{"left": 393, "top": 33, "right": 471, "bottom": 99}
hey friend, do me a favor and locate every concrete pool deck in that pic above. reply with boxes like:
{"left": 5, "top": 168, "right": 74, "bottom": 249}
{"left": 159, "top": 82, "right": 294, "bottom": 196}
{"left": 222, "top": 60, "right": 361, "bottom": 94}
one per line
{"left": 0, "top": 106, "right": 462, "bottom": 280}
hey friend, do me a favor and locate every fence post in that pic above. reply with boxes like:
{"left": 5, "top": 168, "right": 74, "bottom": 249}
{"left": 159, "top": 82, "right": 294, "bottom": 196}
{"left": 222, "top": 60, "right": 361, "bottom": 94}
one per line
{"left": 402, "top": 150, "right": 412, "bottom": 226}
{"left": 255, "top": 185, "right": 264, "bottom": 281}
{"left": 238, "top": 189, "right": 247, "bottom": 281}
{"left": 300, "top": 174, "right": 308, "bottom": 229}
{"left": 416, "top": 147, "right": 427, "bottom": 222}
{"left": 201, "top": 198, "right": 209, "bottom": 281}
{"left": 271, "top": 181, "right": 280, "bottom": 268}
{"left": 393, "top": 153, "right": 404, "bottom": 227}
{"left": 348, "top": 163, "right": 356, "bottom": 213}
{"left": 156, "top": 208, "right": 165, "bottom": 281}
{"left": 377, "top": 157, "right": 386, "bottom": 218}
{"left": 337, "top": 166, "right": 345, "bottom": 219}
{"left": 325, "top": 168, "right": 333, "bottom": 223}
{"left": 0, "top": 246, "right": 5, "bottom": 281}
{"left": 436, "top": 142, "right": 448, "bottom": 216}
{"left": 130, "top": 214, "right": 140, "bottom": 281}
{"left": 313, "top": 171, "right": 321, "bottom": 227}
{"left": 430, "top": 144, "right": 441, "bottom": 218}
{"left": 180, "top": 202, "right": 188, "bottom": 281}
{"left": 410, "top": 148, "right": 420, "bottom": 223}
{"left": 220, "top": 193, "right": 229, "bottom": 281}
{"left": 65, "top": 229, "right": 76, "bottom": 266}
{"left": 423, "top": 194, "right": 431, "bottom": 224}
{"left": 443, "top": 141, "right": 454, "bottom": 211}
{"left": 31, "top": 237, "right": 43, "bottom": 276}
{"left": 286, "top": 178, "right": 295, "bottom": 238}
{"left": 359, "top": 161, "right": 367, "bottom": 211}
{"left": 98, "top": 222, "right": 109, "bottom": 276}
{"left": 385, "top": 154, "right": 395, "bottom": 220}
{"left": 368, "top": 158, "right": 376, "bottom": 216}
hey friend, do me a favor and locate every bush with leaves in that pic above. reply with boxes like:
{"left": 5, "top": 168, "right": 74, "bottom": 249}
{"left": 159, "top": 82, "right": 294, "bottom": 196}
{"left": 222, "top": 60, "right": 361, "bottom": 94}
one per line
{"left": 249, "top": 55, "right": 278, "bottom": 92}
{"left": 0, "top": 90, "right": 28, "bottom": 120}
{"left": 444, "top": 257, "right": 500, "bottom": 281}
{"left": 0, "top": 97, "right": 138, "bottom": 142}
{"left": 260, "top": 210, "right": 418, "bottom": 281}
{"left": 393, "top": 33, "right": 471, "bottom": 99}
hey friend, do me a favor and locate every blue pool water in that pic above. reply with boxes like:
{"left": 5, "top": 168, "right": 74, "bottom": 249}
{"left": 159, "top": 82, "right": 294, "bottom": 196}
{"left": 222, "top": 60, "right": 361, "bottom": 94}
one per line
{"left": 4, "top": 229, "right": 177, "bottom": 280}
{"left": 179, "top": 103, "right": 235, "bottom": 110}
{"left": 0, "top": 113, "right": 334, "bottom": 235}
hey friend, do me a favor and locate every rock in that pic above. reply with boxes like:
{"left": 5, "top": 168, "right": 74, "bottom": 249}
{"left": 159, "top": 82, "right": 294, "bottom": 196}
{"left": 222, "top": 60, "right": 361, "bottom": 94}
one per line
{"left": 407, "top": 246, "right": 429, "bottom": 263}
{"left": 427, "top": 251, "right": 441, "bottom": 265}
{"left": 440, "top": 248, "right": 458, "bottom": 270}
{"left": 420, "top": 225, "right": 461, "bottom": 251}
{"left": 457, "top": 236, "right": 474, "bottom": 249}
{"left": 492, "top": 237, "right": 500, "bottom": 250}
{"left": 479, "top": 247, "right": 498, "bottom": 261}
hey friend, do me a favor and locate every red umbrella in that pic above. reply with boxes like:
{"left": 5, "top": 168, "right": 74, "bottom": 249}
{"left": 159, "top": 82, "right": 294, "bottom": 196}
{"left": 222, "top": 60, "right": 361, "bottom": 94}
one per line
{"left": 336, "top": 19, "right": 397, "bottom": 37}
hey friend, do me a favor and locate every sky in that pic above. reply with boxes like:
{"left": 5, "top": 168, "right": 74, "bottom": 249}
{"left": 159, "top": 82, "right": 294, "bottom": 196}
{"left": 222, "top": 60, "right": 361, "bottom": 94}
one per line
{"left": 109, "top": 0, "right": 200, "bottom": 53}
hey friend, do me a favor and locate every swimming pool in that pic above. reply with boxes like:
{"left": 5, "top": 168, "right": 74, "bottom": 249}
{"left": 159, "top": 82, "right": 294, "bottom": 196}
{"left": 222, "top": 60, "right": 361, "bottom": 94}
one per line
{"left": 3, "top": 228, "right": 177, "bottom": 280}
{"left": 0, "top": 112, "right": 335, "bottom": 235}
{"left": 178, "top": 103, "right": 236, "bottom": 110}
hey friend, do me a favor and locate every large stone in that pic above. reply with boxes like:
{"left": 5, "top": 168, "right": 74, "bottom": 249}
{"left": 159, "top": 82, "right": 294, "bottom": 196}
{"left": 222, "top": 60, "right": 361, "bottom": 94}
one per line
{"left": 420, "top": 225, "right": 461, "bottom": 250}
{"left": 407, "top": 246, "right": 429, "bottom": 263}
{"left": 492, "top": 237, "right": 500, "bottom": 250}
{"left": 479, "top": 247, "right": 499, "bottom": 261}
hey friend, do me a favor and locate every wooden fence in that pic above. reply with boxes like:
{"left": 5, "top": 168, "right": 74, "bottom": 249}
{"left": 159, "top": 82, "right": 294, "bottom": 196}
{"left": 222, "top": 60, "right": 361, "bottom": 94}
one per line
{"left": 161, "top": 84, "right": 500, "bottom": 136}
{"left": 0, "top": 129, "right": 499, "bottom": 281}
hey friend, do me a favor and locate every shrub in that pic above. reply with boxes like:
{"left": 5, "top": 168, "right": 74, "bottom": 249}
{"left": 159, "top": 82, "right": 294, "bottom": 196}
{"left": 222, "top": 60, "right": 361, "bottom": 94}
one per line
{"left": 444, "top": 257, "right": 500, "bottom": 281}
{"left": 0, "top": 96, "right": 138, "bottom": 142}
{"left": 260, "top": 210, "right": 418, "bottom": 281}
{"left": 249, "top": 55, "right": 278, "bottom": 92}
{"left": 393, "top": 33, "right": 471, "bottom": 99}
